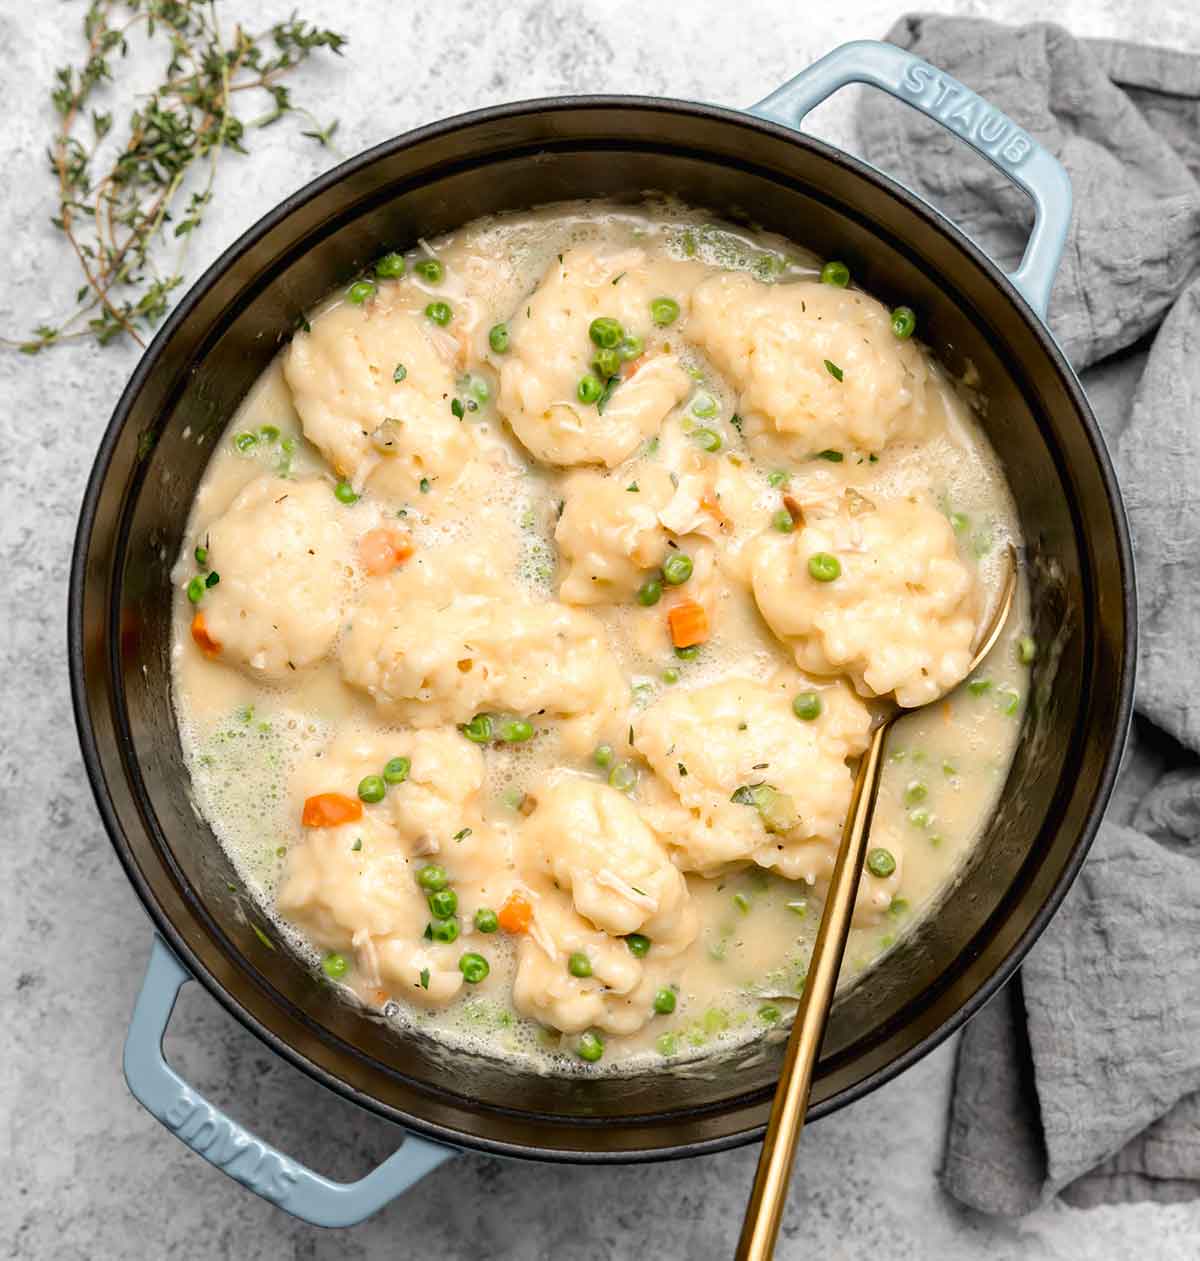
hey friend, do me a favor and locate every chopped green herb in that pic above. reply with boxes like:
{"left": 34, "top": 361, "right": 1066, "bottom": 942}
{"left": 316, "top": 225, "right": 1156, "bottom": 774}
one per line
{"left": 451, "top": 397, "right": 465, "bottom": 419}
{"left": 967, "top": 678, "right": 992, "bottom": 696}
{"left": 817, "top": 449, "right": 844, "bottom": 462}
{"left": 419, "top": 477, "right": 431, "bottom": 494}
{"left": 758, "top": 1004, "right": 781, "bottom": 1024}
{"left": 453, "top": 827, "right": 472, "bottom": 842}
{"left": 1017, "top": 634, "right": 1037, "bottom": 665}
{"left": 823, "top": 359, "right": 844, "bottom": 382}
{"left": 351, "top": 838, "right": 362, "bottom": 852}
{"left": 626, "top": 481, "right": 639, "bottom": 493}
{"left": 418, "top": 967, "right": 430, "bottom": 989}
{"left": 767, "top": 469, "right": 789, "bottom": 488}
{"left": 733, "top": 892, "right": 751, "bottom": 914}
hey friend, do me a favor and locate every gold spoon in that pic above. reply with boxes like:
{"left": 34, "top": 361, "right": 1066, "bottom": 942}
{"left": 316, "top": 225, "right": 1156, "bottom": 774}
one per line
{"left": 736, "top": 544, "right": 1019, "bottom": 1261}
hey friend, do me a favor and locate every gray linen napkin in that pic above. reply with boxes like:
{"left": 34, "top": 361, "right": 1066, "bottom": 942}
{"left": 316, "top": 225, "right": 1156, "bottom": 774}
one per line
{"left": 855, "top": 15, "right": 1200, "bottom": 1214}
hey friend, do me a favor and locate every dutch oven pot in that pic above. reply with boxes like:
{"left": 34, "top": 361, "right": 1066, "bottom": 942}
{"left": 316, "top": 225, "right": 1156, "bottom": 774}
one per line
{"left": 70, "top": 41, "right": 1135, "bottom": 1227}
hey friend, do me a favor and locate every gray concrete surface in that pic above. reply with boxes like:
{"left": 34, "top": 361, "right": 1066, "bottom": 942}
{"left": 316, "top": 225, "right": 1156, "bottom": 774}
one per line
{"left": 2, "top": 1, "right": 1197, "bottom": 1256}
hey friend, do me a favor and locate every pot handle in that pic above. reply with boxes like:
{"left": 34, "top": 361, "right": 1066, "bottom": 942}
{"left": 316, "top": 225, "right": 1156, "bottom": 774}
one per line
{"left": 123, "top": 937, "right": 456, "bottom": 1227}
{"left": 749, "top": 40, "right": 1071, "bottom": 318}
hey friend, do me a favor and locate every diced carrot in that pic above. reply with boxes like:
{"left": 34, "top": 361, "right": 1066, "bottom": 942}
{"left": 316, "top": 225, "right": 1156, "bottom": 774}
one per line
{"left": 301, "top": 793, "right": 363, "bottom": 828}
{"left": 623, "top": 354, "right": 646, "bottom": 379}
{"left": 498, "top": 891, "right": 533, "bottom": 934}
{"left": 190, "top": 612, "right": 221, "bottom": 657}
{"left": 359, "top": 527, "right": 413, "bottom": 575}
{"left": 668, "top": 599, "right": 709, "bottom": 648}
{"left": 782, "top": 494, "right": 805, "bottom": 527}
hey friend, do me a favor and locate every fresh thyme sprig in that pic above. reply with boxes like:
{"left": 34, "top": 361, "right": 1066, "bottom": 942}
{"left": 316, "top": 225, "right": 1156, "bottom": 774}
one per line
{"left": 10, "top": 0, "right": 346, "bottom": 355}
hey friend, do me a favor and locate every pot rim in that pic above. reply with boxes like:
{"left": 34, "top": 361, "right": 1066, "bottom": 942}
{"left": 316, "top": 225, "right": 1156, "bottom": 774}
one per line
{"left": 69, "top": 91, "right": 1137, "bottom": 1163}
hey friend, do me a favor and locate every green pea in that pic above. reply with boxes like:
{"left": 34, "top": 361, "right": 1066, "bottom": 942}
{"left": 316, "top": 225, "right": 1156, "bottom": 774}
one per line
{"left": 461, "top": 713, "right": 493, "bottom": 743}
{"left": 674, "top": 645, "right": 700, "bottom": 661}
{"left": 592, "top": 346, "right": 621, "bottom": 377}
{"left": 426, "top": 889, "right": 456, "bottom": 920}
{"left": 653, "top": 987, "right": 676, "bottom": 1015}
{"left": 425, "top": 301, "right": 452, "bottom": 326}
{"left": 650, "top": 297, "right": 679, "bottom": 326}
{"left": 488, "top": 322, "right": 510, "bottom": 353}
{"left": 618, "top": 334, "right": 643, "bottom": 360}
{"left": 889, "top": 896, "right": 910, "bottom": 916}
{"left": 691, "top": 393, "right": 719, "bottom": 419}
{"left": 588, "top": 316, "right": 624, "bottom": 348}
{"left": 656, "top": 1032, "right": 678, "bottom": 1056}
{"left": 909, "top": 808, "right": 932, "bottom": 830}
{"left": 808, "top": 551, "right": 841, "bottom": 582}
{"left": 347, "top": 279, "right": 376, "bottom": 304}
{"left": 467, "top": 374, "right": 490, "bottom": 404}
{"left": 903, "top": 780, "right": 928, "bottom": 806}
{"left": 691, "top": 427, "right": 722, "bottom": 452}
{"left": 194, "top": 545, "right": 208, "bottom": 566}
{"left": 792, "top": 691, "right": 822, "bottom": 721}
{"left": 757, "top": 1004, "right": 781, "bottom": 1024}
{"left": 186, "top": 576, "right": 206, "bottom": 604}
{"left": 474, "top": 908, "right": 499, "bottom": 934}
{"left": 593, "top": 744, "right": 614, "bottom": 769}
{"left": 383, "top": 756, "right": 411, "bottom": 785}
{"left": 950, "top": 511, "right": 970, "bottom": 533}
{"left": 966, "top": 678, "right": 992, "bottom": 696}
{"left": 608, "top": 762, "right": 637, "bottom": 793}
{"left": 322, "top": 952, "right": 349, "bottom": 980}
{"left": 416, "top": 864, "right": 448, "bottom": 892}
{"left": 662, "top": 553, "right": 693, "bottom": 585}
{"left": 233, "top": 431, "right": 257, "bottom": 453}
{"left": 568, "top": 951, "right": 593, "bottom": 978}
{"left": 636, "top": 577, "right": 663, "bottom": 607}
{"left": 375, "top": 252, "right": 406, "bottom": 278}
{"left": 866, "top": 847, "right": 896, "bottom": 878}
{"left": 414, "top": 258, "right": 444, "bottom": 283}
{"left": 357, "top": 774, "right": 386, "bottom": 804}
{"left": 1017, "top": 634, "right": 1037, "bottom": 665}
{"left": 625, "top": 933, "right": 651, "bottom": 958}
{"left": 819, "top": 260, "right": 850, "bottom": 287}
{"left": 459, "top": 952, "right": 489, "bottom": 983}
{"left": 576, "top": 1031, "right": 605, "bottom": 1062}
{"left": 891, "top": 305, "right": 916, "bottom": 339}
{"left": 577, "top": 373, "right": 603, "bottom": 404}
{"left": 771, "top": 509, "right": 795, "bottom": 533}
{"left": 662, "top": 667, "right": 680, "bottom": 685}
{"left": 259, "top": 425, "right": 280, "bottom": 442}
{"left": 334, "top": 480, "right": 359, "bottom": 504}
{"left": 430, "top": 917, "right": 460, "bottom": 944}
{"left": 498, "top": 718, "right": 534, "bottom": 743}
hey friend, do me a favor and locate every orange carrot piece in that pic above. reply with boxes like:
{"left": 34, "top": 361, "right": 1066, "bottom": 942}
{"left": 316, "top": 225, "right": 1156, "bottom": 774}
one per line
{"left": 498, "top": 891, "right": 533, "bottom": 934}
{"left": 359, "top": 527, "right": 413, "bottom": 576}
{"left": 699, "top": 492, "right": 728, "bottom": 528}
{"left": 190, "top": 612, "right": 221, "bottom": 657}
{"left": 623, "top": 354, "right": 647, "bottom": 379}
{"left": 301, "top": 793, "right": 363, "bottom": 829}
{"left": 668, "top": 600, "right": 709, "bottom": 648}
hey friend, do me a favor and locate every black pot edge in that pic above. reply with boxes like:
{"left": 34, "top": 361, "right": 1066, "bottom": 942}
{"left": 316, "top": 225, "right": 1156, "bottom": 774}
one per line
{"left": 68, "top": 92, "right": 1138, "bottom": 1166}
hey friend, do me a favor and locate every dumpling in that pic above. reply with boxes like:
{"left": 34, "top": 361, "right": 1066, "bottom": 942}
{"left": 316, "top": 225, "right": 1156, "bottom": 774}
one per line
{"left": 276, "top": 815, "right": 465, "bottom": 1009}
{"left": 339, "top": 545, "right": 627, "bottom": 752}
{"left": 511, "top": 883, "right": 660, "bottom": 1036}
{"left": 193, "top": 475, "right": 351, "bottom": 679}
{"left": 497, "top": 245, "right": 692, "bottom": 466}
{"left": 291, "top": 726, "right": 487, "bottom": 858}
{"left": 633, "top": 677, "right": 872, "bottom": 880}
{"left": 751, "top": 491, "right": 977, "bottom": 707}
{"left": 688, "top": 272, "right": 936, "bottom": 460}
{"left": 518, "top": 774, "right": 697, "bottom": 951}
{"left": 554, "top": 465, "right": 675, "bottom": 604}
{"left": 283, "top": 296, "right": 473, "bottom": 501}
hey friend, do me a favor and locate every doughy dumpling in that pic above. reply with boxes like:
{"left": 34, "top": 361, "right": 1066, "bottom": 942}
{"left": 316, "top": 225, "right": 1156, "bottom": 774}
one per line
{"left": 511, "top": 884, "right": 660, "bottom": 1035}
{"left": 292, "top": 727, "right": 487, "bottom": 858}
{"left": 284, "top": 296, "right": 472, "bottom": 500}
{"left": 196, "top": 475, "right": 351, "bottom": 679}
{"left": 340, "top": 545, "right": 626, "bottom": 751}
{"left": 752, "top": 492, "right": 976, "bottom": 707}
{"left": 634, "top": 678, "right": 872, "bottom": 880}
{"left": 497, "top": 246, "right": 692, "bottom": 466}
{"left": 277, "top": 814, "right": 465, "bottom": 1008}
{"left": 689, "top": 272, "right": 935, "bottom": 460}
{"left": 555, "top": 465, "right": 675, "bottom": 604}
{"left": 519, "top": 775, "right": 697, "bottom": 951}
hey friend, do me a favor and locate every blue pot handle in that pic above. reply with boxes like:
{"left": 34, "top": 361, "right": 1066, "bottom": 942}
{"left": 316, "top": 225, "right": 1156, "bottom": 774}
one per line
{"left": 124, "top": 937, "right": 456, "bottom": 1227}
{"left": 750, "top": 39, "right": 1072, "bottom": 318}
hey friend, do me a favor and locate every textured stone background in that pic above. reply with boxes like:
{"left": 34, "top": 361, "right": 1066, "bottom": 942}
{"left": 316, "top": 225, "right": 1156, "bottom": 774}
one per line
{"left": 2, "top": 1, "right": 1197, "bottom": 1257}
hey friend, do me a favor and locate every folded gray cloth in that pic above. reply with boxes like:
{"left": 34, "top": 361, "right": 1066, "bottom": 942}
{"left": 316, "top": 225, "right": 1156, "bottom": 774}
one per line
{"left": 856, "top": 15, "right": 1200, "bottom": 1215}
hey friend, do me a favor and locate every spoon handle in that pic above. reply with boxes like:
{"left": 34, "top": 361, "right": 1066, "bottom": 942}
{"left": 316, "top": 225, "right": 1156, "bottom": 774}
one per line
{"left": 735, "top": 717, "right": 892, "bottom": 1261}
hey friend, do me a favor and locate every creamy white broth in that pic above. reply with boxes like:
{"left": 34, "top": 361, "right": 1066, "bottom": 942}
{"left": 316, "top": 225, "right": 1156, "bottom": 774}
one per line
{"left": 171, "top": 200, "right": 1028, "bottom": 1072}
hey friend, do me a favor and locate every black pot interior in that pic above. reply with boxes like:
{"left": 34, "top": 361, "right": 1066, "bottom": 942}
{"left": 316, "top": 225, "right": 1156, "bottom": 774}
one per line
{"left": 73, "top": 99, "right": 1133, "bottom": 1160}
